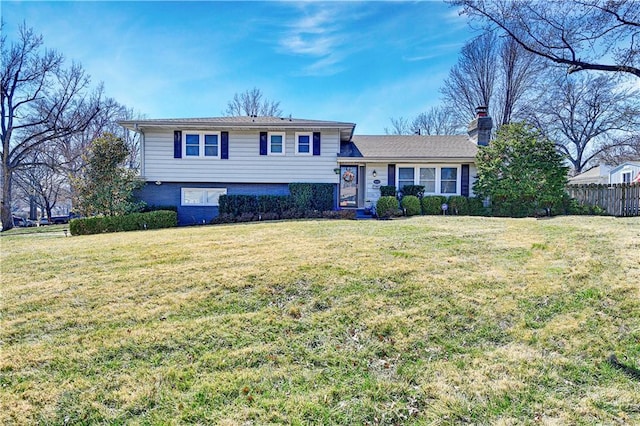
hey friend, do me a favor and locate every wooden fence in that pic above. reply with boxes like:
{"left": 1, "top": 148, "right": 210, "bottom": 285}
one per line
{"left": 566, "top": 183, "right": 640, "bottom": 217}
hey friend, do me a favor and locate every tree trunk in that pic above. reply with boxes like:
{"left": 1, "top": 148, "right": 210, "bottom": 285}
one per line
{"left": 1, "top": 167, "right": 14, "bottom": 231}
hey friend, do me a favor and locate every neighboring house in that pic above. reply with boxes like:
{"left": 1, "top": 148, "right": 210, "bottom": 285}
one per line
{"left": 567, "top": 165, "right": 612, "bottom": 185}
{"left": 119, "top": 109, "right": 491, "bottom": 225}
{"left": 609, "top": 162, "right": 640, "bottom": 184}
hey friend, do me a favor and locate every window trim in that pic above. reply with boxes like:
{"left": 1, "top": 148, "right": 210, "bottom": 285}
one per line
{"left": 440, "top": 167, "right": 458, "bottom": 194}
{"left": 295, "top": 132, "right": 313, "bottom": 155}
{"left": 622, "top": 171, "right": 632, "bottom": 183}
{"left": 396, "top": 164, "right": 461, "bottom": 195}
{"left": 419, "top": 167, "right": 437, "bottom": 194}
{"left": 268, "top": 131, "right": 286, "bottom": 155}
{"left": 182, "top": 131, "right": 221, "bottom": 159}
{"left": 181, "top": 188, "right": 227, "bottom": 206}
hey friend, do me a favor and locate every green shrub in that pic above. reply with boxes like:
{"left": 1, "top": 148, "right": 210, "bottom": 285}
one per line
{"left": 400, "top": 185, "right": 425, "bottom": 198}
{"left": 447, "top": 196, "right": 469, "bottom": 215}
{"left": 70, "top": 210, "right": 177, "bottom": 235}
{"left": 421, "top": 196, "right": 447, "bottom": 215}
{"left": 257, "top": 195, "right": 291, "bottom": 215}
{"left": 289, "top": 183, "right": 334, "bottom": 211}
{"left": 400, "top": 195, "right": 421, "bottom": 216}
{"left": 218, "top": 195, "right": 259, "bottom": 216}
{"left": 560, "top": 196, "right": 609, "bottom": 216}
{"left": 380, "top": 185, "right": 397, "bottom": 197}
{"left": 141, "top": 205, "right": 178, "bottom": 213}
{"left": 467, "top": 197, "right": 488, "bottom": 216}
{"left": 377, "top": 196, "right": 399, "bottom": 218}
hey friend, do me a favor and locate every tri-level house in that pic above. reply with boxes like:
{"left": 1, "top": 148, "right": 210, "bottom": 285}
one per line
{"left": 119, "top": 108, "right": 492, "bottom": 225}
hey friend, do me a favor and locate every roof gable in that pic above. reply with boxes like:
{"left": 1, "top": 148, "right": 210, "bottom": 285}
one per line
{"left": 609, "top": 161, "right": 640, "bottom": 174}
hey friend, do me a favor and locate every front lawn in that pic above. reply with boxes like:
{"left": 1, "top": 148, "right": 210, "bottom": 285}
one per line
{"left": 1, "top": 216, "right": 639, "bottom": 424}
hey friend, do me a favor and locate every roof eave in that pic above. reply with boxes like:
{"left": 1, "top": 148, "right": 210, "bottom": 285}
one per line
{"left": 337, "top": 156, "right": 477, "bottom": 163}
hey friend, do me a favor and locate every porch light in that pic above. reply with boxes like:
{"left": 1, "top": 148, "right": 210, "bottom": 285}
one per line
{"left": 334, "top": 168, "right": 341, "bottom": 174}
{"left": 372, "top": 170, "right": 377, "bottom": 177}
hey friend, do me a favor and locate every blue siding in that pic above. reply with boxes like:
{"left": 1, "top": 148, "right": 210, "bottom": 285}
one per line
{"left": 136, "top": 182, "right": 301, "bottom": 225}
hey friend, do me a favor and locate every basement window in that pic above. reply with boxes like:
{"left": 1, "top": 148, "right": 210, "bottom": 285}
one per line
{"left": 181, "top": 188, "right": 227, "bottom": 206}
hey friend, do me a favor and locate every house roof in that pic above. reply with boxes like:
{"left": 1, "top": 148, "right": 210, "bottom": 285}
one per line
{"left": 119, "top": 116, "right": 357, "bottom": 142}
{"left": 339, "top": 135, "right": 478, "bottom": 162}
{"left": 609, "top": 161, "right": 640, "bottom": 174}
{"left": 568, "top": 165, "right": 612, "bottom": 185}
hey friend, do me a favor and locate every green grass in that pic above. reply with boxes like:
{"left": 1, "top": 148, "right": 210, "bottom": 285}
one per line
{"left": 1, "top": 216, "right": 639, "bottom": 425}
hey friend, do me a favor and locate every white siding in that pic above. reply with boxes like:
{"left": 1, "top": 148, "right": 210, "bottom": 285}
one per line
{"left": 362, "top": 163, "right": 478, "bottom": 205}
{"left": 142, "top": 129, "right": 341, "bottom": 183}
{"left": 364, "top": 163, "right": 388, "bottom": 205}
{"left": 610, "top": 163, "right": 640, "bottom": 184}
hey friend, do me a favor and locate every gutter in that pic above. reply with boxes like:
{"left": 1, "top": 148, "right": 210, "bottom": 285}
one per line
{"left": 336, "top": 157, "right": 477, "bottom": 163}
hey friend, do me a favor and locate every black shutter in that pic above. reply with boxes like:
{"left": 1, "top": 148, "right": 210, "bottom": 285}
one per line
{"left": 221, "top": 131, "right": 229, "bottom": 159}
{"left": 461, "top": 164, "right": 470, "bottom": 197}
{"left": 173, "top": 130, "right": 182, "bottom": 158}
{"left": 259, "top": 132, "right": 268, "bottom": 155}
{"left": 313, "top": 132, "right": 321, "bottom": 156}
{"left": 388, "top": 164, "right": 396, "bottom": 187}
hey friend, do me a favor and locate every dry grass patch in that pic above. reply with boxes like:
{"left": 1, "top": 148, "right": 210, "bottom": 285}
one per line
{"left": 1, "top": 216, "right": 639, "bottom": 424}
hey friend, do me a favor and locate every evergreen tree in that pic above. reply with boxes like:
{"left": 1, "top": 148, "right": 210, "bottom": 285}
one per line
{"left": 73, "top": 133, "right": 144, "bottom": 216}
{"left": 474, "top": 122, "right": 568, "bottom": 217}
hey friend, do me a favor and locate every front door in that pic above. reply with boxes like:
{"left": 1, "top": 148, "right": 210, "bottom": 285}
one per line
{"left": 339, "top": 165, "right": 358, "bottom": 208}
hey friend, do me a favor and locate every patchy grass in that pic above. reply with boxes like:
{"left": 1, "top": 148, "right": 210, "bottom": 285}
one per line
{"left": 1, "top": 216, "right": 639, "bottom": 425}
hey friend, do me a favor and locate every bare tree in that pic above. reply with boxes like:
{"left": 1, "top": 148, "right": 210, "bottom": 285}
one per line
{"left": 525, "top": 71, "right": 640, "bottom": 173}
{"left": 596, "top": 134, "right": 640, "bottom": 166}
{"left": 451, "top": 0, "right": 640, "bottom": 78}
{"left": 225, "top": 87, "right": 282, "bottom": 117}
{"left": 440, "top": 32, "right": 497, "bottom": 126}
{"left": 13, "top": 147, "right": 68, "bottom": 220}
{"left": 1, "top": 25, "right": 100, "bottom": 231}
{"left": 410, "top": 106, "right": 462, "bottom": 135}
{"left": 440, "top": 31, "right": 542, "bottom": 128}
{"left": 384, "top": 116, "right": 412, "bottom": 135}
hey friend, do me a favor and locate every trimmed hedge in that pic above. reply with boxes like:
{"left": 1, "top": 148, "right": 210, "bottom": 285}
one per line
{"left": 447, "top": 196, "right": 470, "bottom": 215}
{"left": 401, "top": 195, "right": 421, "bottom": 216}
{"left": 467, "top": 197, "right": 488, "bottom": 216}
{"left": 70, "top": 210, "right": 177, "bottom": 235}
{"left": 377, "top": 196, "right": 399, "bottom": 218}
{"left": 421, "top": 196, "right": 447, "bottom": 215}
{"left": 400, "top": 185, "right": 425, "bottom": 198}
{"left": 289, "top": 183, "right": 334, "bottom": 211}
{"left": 219, "top": 184, "right": 334, "bottom": 219}
{"left": 380, "top": 185, "right": 397, "bottom": 197}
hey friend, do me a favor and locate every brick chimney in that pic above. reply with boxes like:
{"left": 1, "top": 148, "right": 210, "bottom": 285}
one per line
{"left": 467, "top": 106, "right": 492, "bottom": 146}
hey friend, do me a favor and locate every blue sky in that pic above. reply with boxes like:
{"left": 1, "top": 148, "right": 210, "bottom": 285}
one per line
{"left": 3, "top": 1, "right": 477, "bottom": 134}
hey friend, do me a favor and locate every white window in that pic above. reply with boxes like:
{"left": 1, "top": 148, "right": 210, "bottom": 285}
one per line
{"left": 181, "top": 188, "right": 227, "bottom": 206}
{"left": 419, "top": 167, "right": 436, "bottom": 193}
{"left": 398, "top": 167, "right": 415, "bottom": 191}
{"left": 622, "top": 171, "right": 632, "bottom": 183}
{"left": 268, "top": 132, "right": 286, "bottom": 155}
{"left": 396, "top": 165, "right": 460, "bottom": 195}
{"left": 295, "top": 132, "right": 312, "bottom": 155}
{"left": 441, "top": 167, "right": 458, "bottom": 194}
{"left": 183, "top": 132, "right": 221, "bottom": 158}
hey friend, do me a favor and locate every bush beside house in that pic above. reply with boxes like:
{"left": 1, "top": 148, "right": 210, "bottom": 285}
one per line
{"left": 376, "top": 196, "right": 400, "bottom": 218}
{"left": 421, "top": 196, "right": 448, "bottom": 215}
{"left": 401, "top": 196, "right": 421, "bottom": 216}
{"left": 70, "top": 210, "right": 177, "bottom": 235}
{"left": 214, "top": 183, "right": 354, "bottom": 224}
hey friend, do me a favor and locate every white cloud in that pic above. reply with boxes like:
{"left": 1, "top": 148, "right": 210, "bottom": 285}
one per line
{"left": 276, "top": 3, "right": 367, "bottom": 76}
